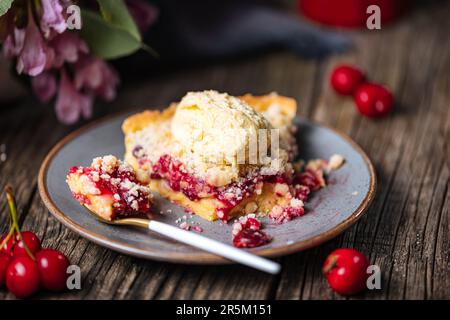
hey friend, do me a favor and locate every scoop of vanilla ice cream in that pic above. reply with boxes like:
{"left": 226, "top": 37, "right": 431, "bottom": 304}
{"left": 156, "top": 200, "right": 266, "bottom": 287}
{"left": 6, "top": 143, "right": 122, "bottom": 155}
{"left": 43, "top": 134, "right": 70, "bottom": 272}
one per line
{"left": 172, "top": 91, "right": 273, "bottom": 173}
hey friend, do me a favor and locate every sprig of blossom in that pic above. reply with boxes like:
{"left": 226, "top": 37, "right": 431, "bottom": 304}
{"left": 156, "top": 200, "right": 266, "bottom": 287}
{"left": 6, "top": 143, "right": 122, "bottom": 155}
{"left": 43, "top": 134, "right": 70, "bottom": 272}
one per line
{"left": 0, "top": 0, "right": 157, "bottom": 124}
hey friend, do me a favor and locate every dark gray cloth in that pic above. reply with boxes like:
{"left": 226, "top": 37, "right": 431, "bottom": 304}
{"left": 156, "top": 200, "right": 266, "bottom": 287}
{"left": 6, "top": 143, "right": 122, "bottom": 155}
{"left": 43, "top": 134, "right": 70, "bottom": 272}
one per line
{"left": 147, "top": 0, "right": 351, "bottom": 61}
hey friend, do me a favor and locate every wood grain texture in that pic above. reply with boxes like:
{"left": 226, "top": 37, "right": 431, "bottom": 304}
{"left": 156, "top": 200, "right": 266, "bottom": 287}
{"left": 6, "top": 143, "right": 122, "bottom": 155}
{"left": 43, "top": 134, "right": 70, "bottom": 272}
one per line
{"left": 0, "top": 2, "right": 448, "bottom": 300}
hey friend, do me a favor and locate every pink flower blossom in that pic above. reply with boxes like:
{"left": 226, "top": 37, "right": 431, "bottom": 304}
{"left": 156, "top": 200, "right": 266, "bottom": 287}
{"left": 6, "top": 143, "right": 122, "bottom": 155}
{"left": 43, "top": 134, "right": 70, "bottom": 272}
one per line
{"left": 32, "top": 72, "right": 57, "bottom": 103}
{"left": 0, "top": 0, "right": 129, "bottom": 124}
{"left": 44, "top": 46, "right": 56, "bottom": 70}
{"left": 40, "top": 0, "right": 67, "bottom": 37}
{"left": 50, "top": 32, "right": 89, "bottom": 68}
{"left": 16, "top": 11, "right": 48, "bottom": 76}
{"left": 55, "top": 71, "right": 93, "bottom": 124}
{"left": 125, "top": 0, "right": 158, "bottom": 32}
{"left": 75, "top": 57, "right": 120, "bottom": 101}
{"left": 2, "top": 28, "right": 26, "bottom": 58}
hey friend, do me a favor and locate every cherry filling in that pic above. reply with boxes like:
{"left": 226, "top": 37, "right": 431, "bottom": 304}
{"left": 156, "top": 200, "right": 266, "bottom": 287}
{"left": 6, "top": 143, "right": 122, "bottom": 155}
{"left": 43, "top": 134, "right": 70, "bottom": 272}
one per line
{"left": 269, "top": 204, "right": 305, "bottom": 224}
{"left": 232, "top": 216, "right": 271, "bottom": 248}
{"left": 129, "top": 146, "right": 334, "bottom": 248}
{"left": 132, "top": 148, "right": 326, "bottom": 224}
{"left": 293, "top": 184, "right": 311, "bottom": 201}
{"left": 233, "top": 229, "right": 272, "bottom": 248}
{"left": 150, "top": 154, "right": 214, "bottom": 201}
{"left": 73, "top": 192, "right": 91, "bottom": 205}
{"left": 294, "top": 169, "right": 323, "bottom": 191}
{"left": 144, "top": 153, "right": 283, "bottom": 221}
{"left": 68, "top": 162, "right": 151, "bottom": 216}
{"left": 215, "top": 176, "right": 267, "bottom": 220}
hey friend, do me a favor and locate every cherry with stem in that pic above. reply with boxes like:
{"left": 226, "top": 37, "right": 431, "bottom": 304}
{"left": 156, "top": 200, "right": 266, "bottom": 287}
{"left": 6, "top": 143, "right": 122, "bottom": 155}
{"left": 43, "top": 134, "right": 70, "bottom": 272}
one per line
{"left": 1, "top": 186, "right": 36, "bottom": 260}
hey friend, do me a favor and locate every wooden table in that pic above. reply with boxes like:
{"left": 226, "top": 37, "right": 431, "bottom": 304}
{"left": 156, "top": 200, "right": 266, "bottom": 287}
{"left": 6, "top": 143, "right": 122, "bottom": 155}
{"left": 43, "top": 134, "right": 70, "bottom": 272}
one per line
{"left": 0, "top": 2, "right": 448, "bottom": 300}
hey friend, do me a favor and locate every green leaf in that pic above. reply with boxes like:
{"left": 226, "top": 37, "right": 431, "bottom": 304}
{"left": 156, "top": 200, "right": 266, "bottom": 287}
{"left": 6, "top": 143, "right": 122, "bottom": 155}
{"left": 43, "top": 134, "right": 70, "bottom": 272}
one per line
{"left": 0, "top": 0, "right": 14, "bottom": 17}
{"left": 96, "top": 0, "right": 141, "bottom": 41}
{"left": 80, "top": 10, "right": 141, "bottom": 60}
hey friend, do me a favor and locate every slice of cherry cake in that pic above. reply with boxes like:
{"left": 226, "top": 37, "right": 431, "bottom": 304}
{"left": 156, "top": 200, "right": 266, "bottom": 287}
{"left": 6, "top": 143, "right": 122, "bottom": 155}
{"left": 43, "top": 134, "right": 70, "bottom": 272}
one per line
{"left": 122, "top": 91, "right": 345, "bottom": 228}
{"left": 66, "top": 155, "right": 153, "bottom": 221}
{"left": 122, "top": 91, "right": 302, "bottom": 222}
{"left": 119, "top": 90, "right": 346, "bottom": 248}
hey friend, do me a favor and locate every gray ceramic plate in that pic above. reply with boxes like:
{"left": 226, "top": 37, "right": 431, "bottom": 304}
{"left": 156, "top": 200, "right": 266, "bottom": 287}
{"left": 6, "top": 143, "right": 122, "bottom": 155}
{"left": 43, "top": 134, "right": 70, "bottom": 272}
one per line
{"left": 38, "top": 114, "right": 376, "bottom": 264}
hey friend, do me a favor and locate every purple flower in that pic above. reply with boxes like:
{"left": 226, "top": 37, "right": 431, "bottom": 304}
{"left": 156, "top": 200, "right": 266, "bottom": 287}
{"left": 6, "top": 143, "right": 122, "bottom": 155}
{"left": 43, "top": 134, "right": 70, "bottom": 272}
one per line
{"left": 75, "top": 57, "right": 120, "bottom": 101}
{"left": 44, "top": 46, "right": 56, "bottom": 70}
{"left": 16, "top": 12, "right": 48, "bottom": 76}
{"left": 40, "top": 0, "right": 67, "bottom": 37}
{"left": 126, "top": 0, "right": 158, "bottom": 32}
{"left": 32, "top": 72, "right": 57, "bottom": 103}
{"left": 50, "top": 32, "right": 89, "bottom": 68}
{"left": 2, "top": 28, "right": 26, "bottom": 58}
{"left": 55, "top": 71, "right": 93, "bottom": 124}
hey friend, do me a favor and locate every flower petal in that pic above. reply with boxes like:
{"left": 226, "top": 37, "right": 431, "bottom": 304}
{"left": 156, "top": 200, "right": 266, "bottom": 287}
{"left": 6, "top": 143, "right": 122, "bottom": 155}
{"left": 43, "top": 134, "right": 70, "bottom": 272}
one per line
{"left": 40, "top": 0, "right": 67, "bottom": 36}
{"left": 16, "top": 13, "right": 47, "bottom": 76}
{"left": 126, "top": 0, "right": 158, "bottom": 32}
{"left": 32, "top": 72, "right": 57, "bottom": 103}
{"left": 2, "top": 28, "right": 26, "bottom": 58}
{"left": 74, "top": 57, "right": 120, "bottom": 101}
{"left": 50, "top": 32, "right": 89, "bottom": 68}
{"left": 55, "top": 71, "right": 93, "bottom": 124}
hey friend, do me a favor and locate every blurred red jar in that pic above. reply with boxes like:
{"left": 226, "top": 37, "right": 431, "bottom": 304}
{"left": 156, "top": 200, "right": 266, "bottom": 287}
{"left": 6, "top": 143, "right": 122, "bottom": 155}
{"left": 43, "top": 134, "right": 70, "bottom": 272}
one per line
{"left": 299, "top": 0, "right": 410, "bottom": 28}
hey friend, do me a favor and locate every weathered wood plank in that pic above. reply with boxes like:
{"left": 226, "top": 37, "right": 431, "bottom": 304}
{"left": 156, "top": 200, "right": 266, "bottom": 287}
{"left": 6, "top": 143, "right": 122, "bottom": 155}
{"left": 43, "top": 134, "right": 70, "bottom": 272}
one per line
{"left": 0, "top": 105, "right": 73, "bottom": 234}
{"left": 366, "top": 6, "right": 449, "bottom": 300}
{"left": 276, "top": 3, "right": 450, "bottom": 300}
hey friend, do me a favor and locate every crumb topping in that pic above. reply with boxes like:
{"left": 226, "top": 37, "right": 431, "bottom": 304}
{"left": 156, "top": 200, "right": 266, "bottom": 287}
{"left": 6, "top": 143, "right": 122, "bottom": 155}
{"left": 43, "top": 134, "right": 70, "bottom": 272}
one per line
{"left": 328, "top": 154, "right": 345, "bottom": 171}
{"left": 127, "top": 91, "right": 295, "bottom": 187}
{"left": 67, "top": 155, "right": 153, "bottom": 220}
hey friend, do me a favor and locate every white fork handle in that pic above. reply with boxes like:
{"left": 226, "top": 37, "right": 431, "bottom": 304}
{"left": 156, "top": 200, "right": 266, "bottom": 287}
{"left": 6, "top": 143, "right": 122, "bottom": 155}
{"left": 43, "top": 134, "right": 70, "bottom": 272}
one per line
{"left": 148, "top": 220, "right": 281, "bottom": 274}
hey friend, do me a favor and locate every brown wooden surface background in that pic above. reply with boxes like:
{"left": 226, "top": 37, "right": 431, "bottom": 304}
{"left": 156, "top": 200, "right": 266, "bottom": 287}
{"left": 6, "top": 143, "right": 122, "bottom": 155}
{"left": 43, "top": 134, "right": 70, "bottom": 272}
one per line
{"left": 0, "top": 2, "right": 449, "bottom": 300}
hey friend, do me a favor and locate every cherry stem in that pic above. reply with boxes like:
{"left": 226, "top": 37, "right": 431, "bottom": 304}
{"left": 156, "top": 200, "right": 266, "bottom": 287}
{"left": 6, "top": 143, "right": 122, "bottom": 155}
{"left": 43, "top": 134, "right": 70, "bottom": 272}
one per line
{"left": 0, "top": 193, "right": 14, "bottom": 250}
{"left": 4, "top": 185, "right": 35, "bottom": 260}
{"left": 322, "top": 255, "right": 338, "bottom": 274}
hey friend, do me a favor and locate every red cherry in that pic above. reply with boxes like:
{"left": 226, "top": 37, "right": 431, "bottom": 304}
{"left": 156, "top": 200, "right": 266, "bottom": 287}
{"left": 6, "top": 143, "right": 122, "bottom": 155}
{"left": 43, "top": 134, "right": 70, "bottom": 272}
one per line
{"left": 330, "top": 64, "right": 366, "bottom": 95}
{"left": 0, "top": 253, "right": 11, "bottom": 286}
{"left": 6, "top": 256, "right": 40, "bottom": 298}
{"left": 36, "top": 249, "right": 70, "bottom": 291}
{"left": 0, "top": 233, "right": 16, "bottom": 256}
{"left": 354, "top": 83, "right": 394, "bottom": 118}
{"left": 323, "top": 248, "right": 370, "bottom": 295}
{"left": 13, "top": 231, "right": 41, "bottom": 258}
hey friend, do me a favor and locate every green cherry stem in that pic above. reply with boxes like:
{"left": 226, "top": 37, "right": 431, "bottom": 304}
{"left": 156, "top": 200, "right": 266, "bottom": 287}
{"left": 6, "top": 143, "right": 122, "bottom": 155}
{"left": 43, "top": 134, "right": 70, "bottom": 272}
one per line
{"left": 0, "top": 191, "right": 14, "bottom": 250}
{"left": 4, "top": 185, "right": 35, "bottom": 260}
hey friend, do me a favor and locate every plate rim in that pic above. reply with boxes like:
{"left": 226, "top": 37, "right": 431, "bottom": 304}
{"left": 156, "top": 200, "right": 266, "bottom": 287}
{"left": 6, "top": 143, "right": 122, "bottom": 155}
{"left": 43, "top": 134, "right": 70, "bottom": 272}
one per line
{"left": 38, "top": 112, "right": 377, "bottom": 264}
